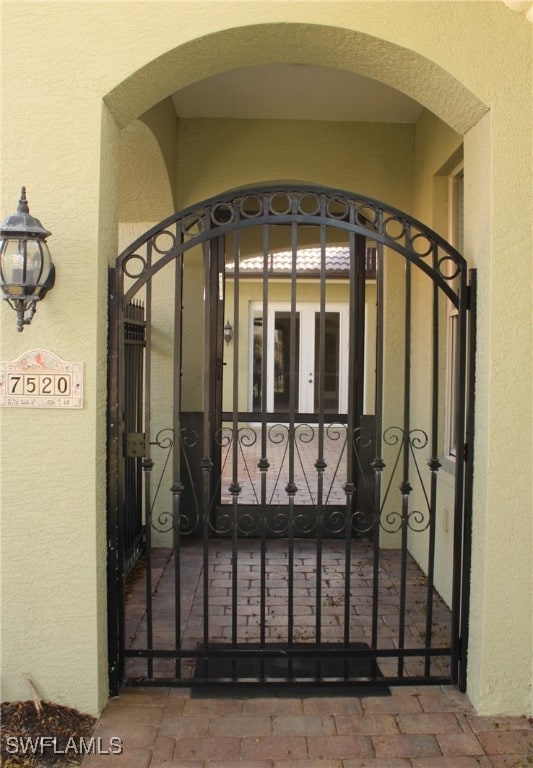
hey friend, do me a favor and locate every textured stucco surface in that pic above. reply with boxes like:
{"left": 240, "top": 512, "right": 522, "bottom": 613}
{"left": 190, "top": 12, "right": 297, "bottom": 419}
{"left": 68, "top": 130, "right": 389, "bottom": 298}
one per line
{"left": 175, "top": 118, "right": 414, "bottom": 211}
{"left": 1, "top": 0, "right": 531, "bottom": 716}
{"left": 463, "top": 111, "right": 532, "bottom": 715}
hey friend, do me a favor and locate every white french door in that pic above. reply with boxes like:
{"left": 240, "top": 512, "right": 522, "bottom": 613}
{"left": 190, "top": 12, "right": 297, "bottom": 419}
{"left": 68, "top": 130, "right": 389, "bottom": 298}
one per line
{"left": 250, "top": 302, "right": 348, "bottom": 414}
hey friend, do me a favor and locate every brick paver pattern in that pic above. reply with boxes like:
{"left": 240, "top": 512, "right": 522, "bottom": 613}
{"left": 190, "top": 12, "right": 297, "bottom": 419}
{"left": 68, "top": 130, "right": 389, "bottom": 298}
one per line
{"left": 124, "top": 539, "right": 452, "bottom": 682}
{"left": 81, "top": 686, "right": 532, "bottom": 767}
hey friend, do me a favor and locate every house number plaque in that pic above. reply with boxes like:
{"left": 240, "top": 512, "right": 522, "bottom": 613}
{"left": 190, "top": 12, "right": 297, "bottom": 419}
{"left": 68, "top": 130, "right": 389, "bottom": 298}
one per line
{"left": 0, "top": 349, "right": 83, "bottom": 408}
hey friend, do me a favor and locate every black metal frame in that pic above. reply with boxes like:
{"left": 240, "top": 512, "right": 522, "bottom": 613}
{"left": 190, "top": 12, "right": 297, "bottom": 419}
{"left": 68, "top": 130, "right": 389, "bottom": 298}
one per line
{"left": 107, "top": 183, "right": 476, "bottom": 694}
{"left": 122, "top": 300, "right": 146, "bottom": 573}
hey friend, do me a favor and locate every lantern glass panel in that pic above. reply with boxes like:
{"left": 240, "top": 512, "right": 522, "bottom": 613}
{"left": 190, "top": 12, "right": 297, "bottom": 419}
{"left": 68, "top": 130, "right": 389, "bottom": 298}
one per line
{"left": 0, "top": 238, "right": 51, "bottom": 296}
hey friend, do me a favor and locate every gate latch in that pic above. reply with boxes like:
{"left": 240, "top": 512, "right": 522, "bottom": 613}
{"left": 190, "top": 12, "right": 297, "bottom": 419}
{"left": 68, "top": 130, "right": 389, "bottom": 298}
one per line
{"left": 125, "top": 432, "right": 146, "bottom": 458}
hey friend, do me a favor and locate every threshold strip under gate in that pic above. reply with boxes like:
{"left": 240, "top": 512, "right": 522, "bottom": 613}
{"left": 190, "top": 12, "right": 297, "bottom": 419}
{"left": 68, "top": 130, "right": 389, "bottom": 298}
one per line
{"left": 122, "top": 644, "right": 452, "bottom": 690}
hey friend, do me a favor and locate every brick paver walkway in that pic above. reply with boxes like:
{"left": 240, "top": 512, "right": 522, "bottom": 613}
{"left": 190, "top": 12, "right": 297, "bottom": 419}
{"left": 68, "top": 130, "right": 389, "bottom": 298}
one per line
{"left": 81, "top": 685, "right": 532, "bottom": 767}
{"left": 124, "top": 539, "right": 451, "bottom": 681}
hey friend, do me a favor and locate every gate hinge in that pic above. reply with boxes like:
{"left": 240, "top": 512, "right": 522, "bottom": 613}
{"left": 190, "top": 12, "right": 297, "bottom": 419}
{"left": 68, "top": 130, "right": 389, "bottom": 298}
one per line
{"left": 125, "top": 432, "right": 146, "bottom": 458}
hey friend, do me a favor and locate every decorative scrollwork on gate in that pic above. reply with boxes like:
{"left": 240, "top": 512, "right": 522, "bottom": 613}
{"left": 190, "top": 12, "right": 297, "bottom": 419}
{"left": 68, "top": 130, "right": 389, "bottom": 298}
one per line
{"left": 378, "top": 426, "right": 433, "bottom": 534}
{"left": 209, "top": 426, "right": 259, "bottom": 535}
{"left": 118, "top": 183, "right": 467, "bottom": 309}
{"left": 145, "top": 420, "right": 439, "bottom": 539}
{"left": 350, "top": 425, "right": 376, "bottom": 536}
{"left": 145, "top": 426, "right": 203, "bottom": 535}
{"left": 209, "top": 420, "right": 388, "bottom": 538}
{"left": 147, "top": 428, "right": 175, "bottom": 534}
{"left": 176, "top": 426, "right": 200, "bottom": 536}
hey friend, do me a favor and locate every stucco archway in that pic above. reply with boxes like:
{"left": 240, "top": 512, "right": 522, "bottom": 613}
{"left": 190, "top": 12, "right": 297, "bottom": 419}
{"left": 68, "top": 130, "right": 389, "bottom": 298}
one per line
{"left": 104, "top": 23, "right": 487, "bottom": 134}
{"left": 104, "top": 20, "right": 485, "bottom": 697}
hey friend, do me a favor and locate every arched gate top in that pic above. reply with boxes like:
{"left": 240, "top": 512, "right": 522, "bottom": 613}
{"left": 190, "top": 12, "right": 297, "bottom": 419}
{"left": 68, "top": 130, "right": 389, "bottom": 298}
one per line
{"left": 117, "top": 183, "right": 466, "bottom": 307}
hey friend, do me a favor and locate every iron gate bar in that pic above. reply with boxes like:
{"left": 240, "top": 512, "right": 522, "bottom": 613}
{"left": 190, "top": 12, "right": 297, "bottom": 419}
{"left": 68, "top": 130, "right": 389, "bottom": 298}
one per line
{"left": 459, "top": 268, "right": 476, "bottom": 692}
{"left": 123, "top": 647, "right": 452, "bottom": 657}
{"left": 142, "top": 238, "right": 154, "bottom": 680}
{"left": 107, "top": 267, "right": 122, "bottom": 696}
{"left": 398, "top": 259, "right": 412, "bottom": 678}
{"left": 343, "top": 227, "right": 355, "bottom": 671}
{"left": 287, "top": 213, "right": 298, "bottom": 676}
{"left": 202, "top": 240, "right": 212, "bottom": 662}
{"left": 123, "top": 301, "right": 146, "bottom": 575}
{"left": 315, "top": 217, "right": 327, "bottom": 670}
{"left": 220, "top": 411, "right": 354, "bottom": 422}
{"left": 354, "top": 228, "right": 368, "bottom": 521}
{"left": 451, "top": 262, "right": 469, "bottom": 683}
{"left": 259, "top": 213, "right": 270, "bottom": 680}
{"left": 371, "top": 240, "right": 385, "bottom": 652}
{"left": 122, "top": 678, "right": 451, "bottom": 691}
{"left": 425, "top": 243, "right": 441, "bottom": 676}
{"left": 117, "top": 263, "right": 131, "bottom": 683}
{"left": 172, "top": 249, "right": 184, "bottom": 679}
{"left": 121, "top": 646, "right": 452, "bottom": 688}
{"left": 231, "top": 227, "right": 240, "bottom": 666}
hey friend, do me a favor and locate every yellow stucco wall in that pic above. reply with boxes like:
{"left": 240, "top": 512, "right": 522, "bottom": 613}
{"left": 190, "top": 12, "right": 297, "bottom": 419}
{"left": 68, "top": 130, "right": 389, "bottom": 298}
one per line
{"left": 1, "top": 1, "right": 531, "bottom": 716}
{"left": 176, "top": 118, "right": 414, "bottom": 209}
{"left": 407, "top": 110, "right": 463, "bottom": 606}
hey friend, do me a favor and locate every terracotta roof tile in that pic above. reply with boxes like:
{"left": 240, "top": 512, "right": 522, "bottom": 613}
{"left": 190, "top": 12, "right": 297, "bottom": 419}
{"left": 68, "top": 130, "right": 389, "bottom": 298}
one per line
{"left": 227, "top": 246, "right": 376, "bottom": 276}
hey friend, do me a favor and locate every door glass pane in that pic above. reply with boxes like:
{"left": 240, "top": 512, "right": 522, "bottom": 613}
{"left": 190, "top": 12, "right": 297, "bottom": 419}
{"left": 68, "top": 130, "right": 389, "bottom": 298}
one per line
{"left": 252, "top": 311, "right": 263, "bottom": 412}
{"left": 314, "top": 312, "right": 340, "bottom": 413}
{"left": 274, "top": 312, "right": 300, "bottom": 411}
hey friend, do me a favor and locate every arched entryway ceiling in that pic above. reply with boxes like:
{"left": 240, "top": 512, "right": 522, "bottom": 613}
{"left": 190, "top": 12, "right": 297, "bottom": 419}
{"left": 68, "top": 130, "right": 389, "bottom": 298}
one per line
{"left": 105, "top": 23, "right": 488, "bottom": 134}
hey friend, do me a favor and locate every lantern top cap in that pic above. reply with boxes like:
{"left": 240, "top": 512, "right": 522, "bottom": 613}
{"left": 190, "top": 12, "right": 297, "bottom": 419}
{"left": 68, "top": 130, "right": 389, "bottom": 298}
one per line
{"left": 0, "top": 187, "right": 51, "bottom": 239}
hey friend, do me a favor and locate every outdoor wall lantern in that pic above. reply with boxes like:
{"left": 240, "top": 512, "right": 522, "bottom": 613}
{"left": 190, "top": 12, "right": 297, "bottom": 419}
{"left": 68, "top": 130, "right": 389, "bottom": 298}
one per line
{"left": 223, "top": 320, "right": 233, "bottom": 345}
{"left": 0, "top": 187, "right": 55, "bottom": 332}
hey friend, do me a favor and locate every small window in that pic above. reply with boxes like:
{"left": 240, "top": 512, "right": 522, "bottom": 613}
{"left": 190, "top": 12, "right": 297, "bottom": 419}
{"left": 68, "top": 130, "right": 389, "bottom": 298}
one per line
{"left": 445, "top": 163, "right": 464, "bottom": 460}
{"left": 449, "top": 167, "right": 464, "bottom": 253}
{"left": 445, "top": 313, "right": 459, "bottom": 457}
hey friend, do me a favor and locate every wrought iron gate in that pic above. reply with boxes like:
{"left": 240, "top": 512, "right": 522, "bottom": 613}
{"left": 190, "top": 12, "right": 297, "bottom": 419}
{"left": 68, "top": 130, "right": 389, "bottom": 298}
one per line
{"left": 107, "top": 184, "right": 475, "bottom": 694}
